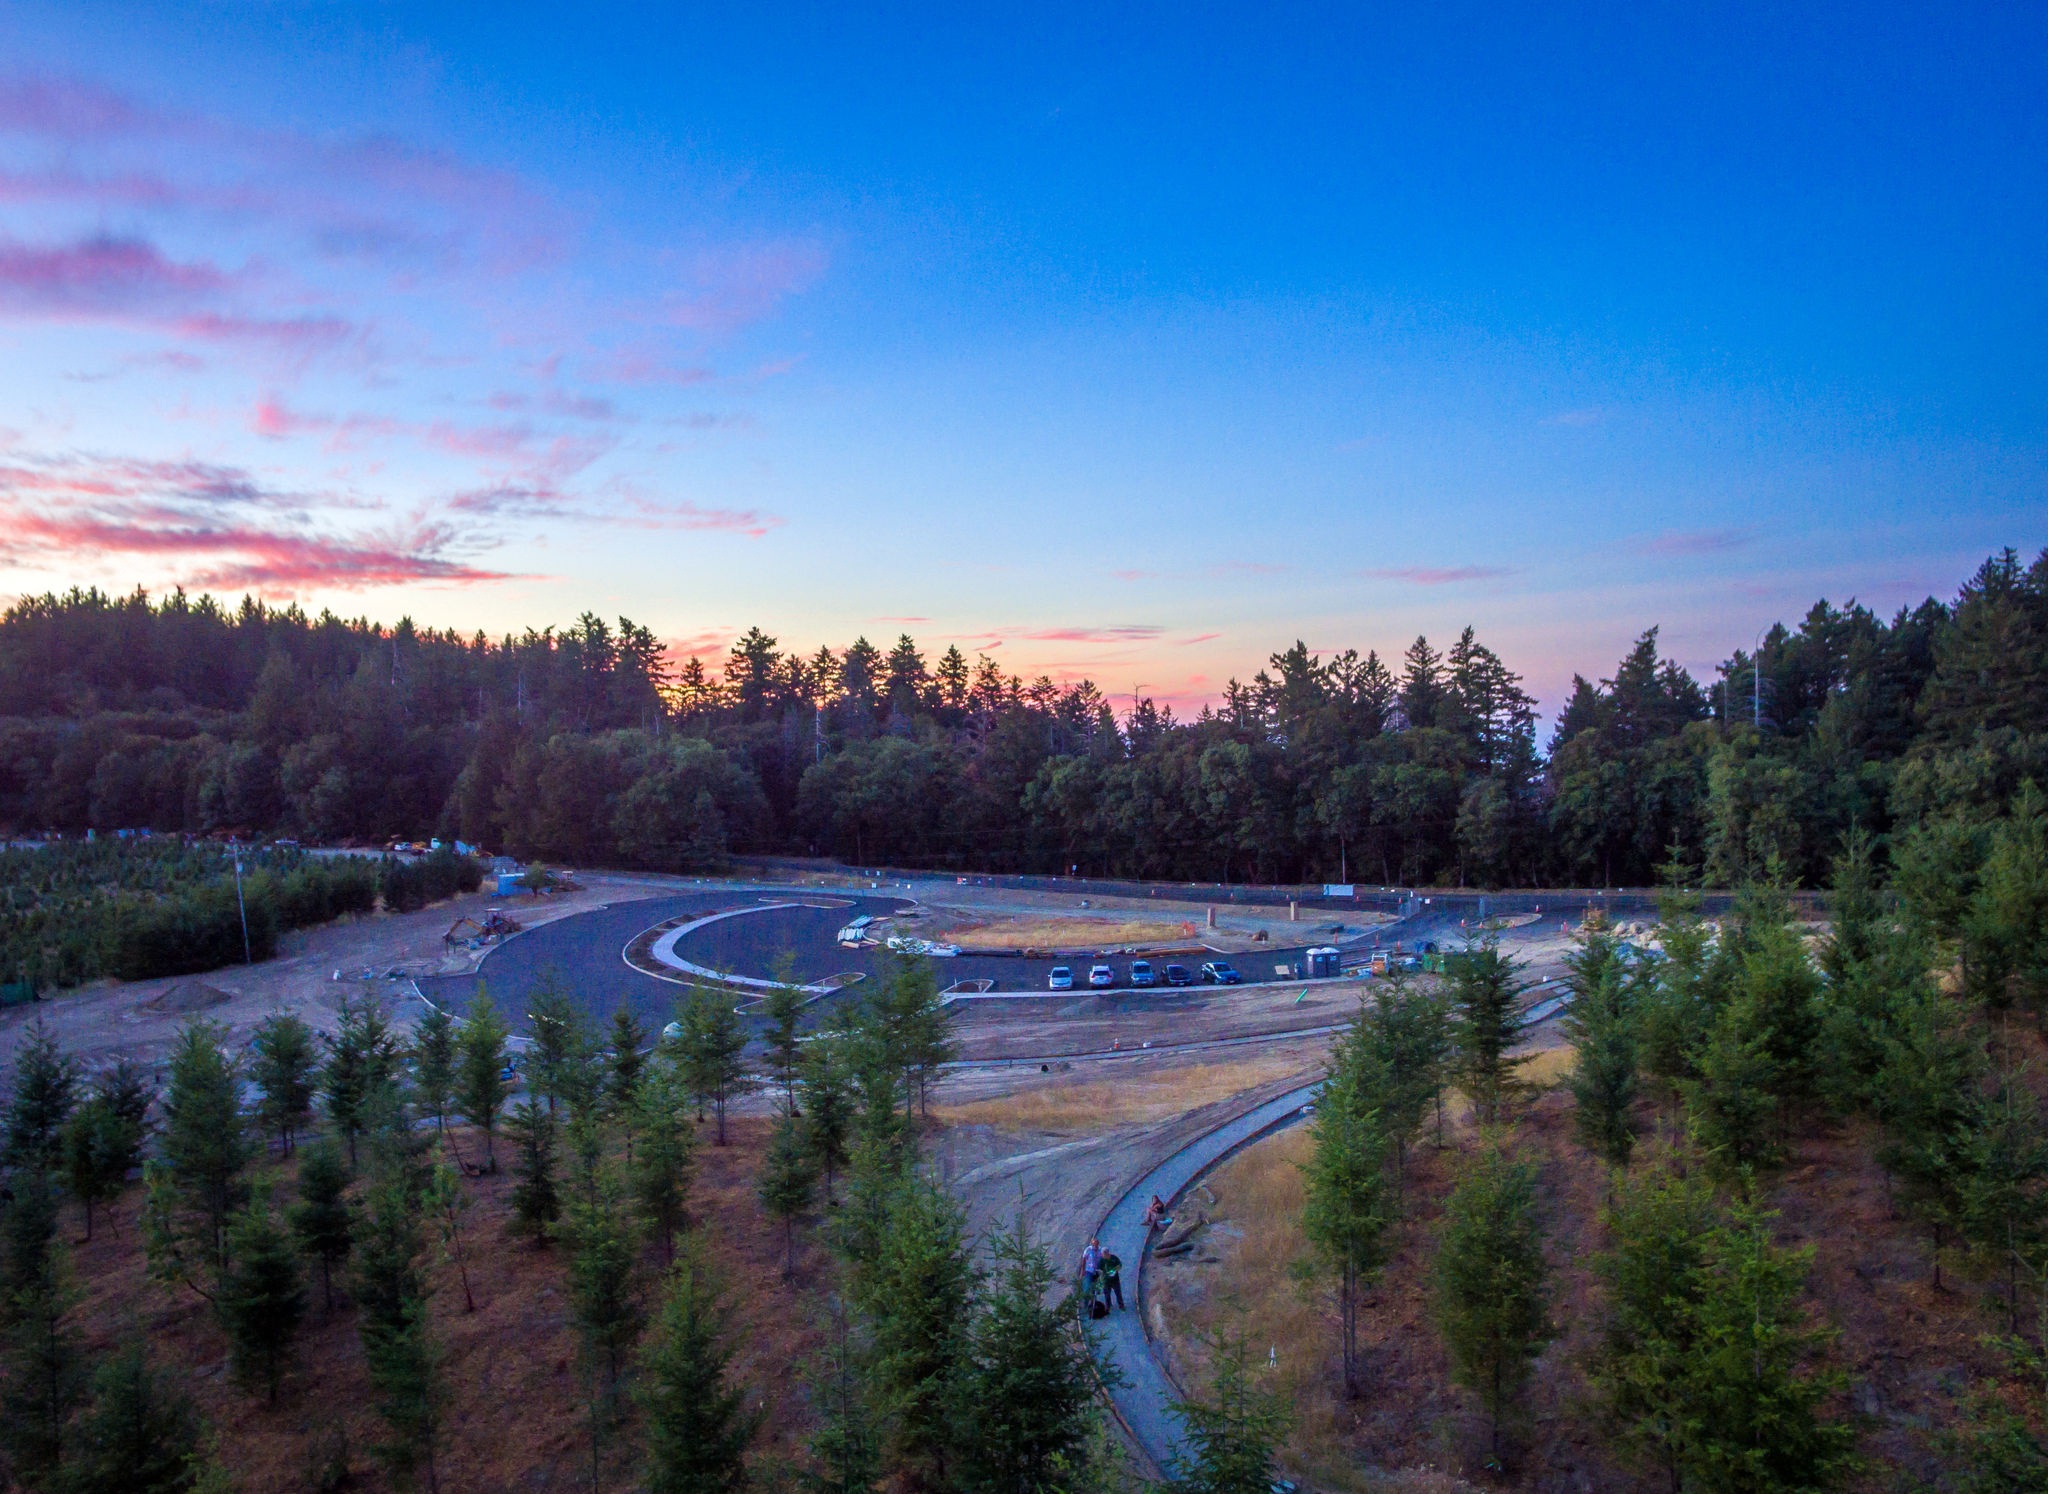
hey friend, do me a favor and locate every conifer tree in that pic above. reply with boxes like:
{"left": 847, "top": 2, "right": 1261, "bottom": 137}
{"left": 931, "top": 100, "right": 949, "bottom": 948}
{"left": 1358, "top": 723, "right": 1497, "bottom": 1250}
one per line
{"left": 679, "top": 987, "right": 752, "bottom": 1146}
{"left": 1683, "top": 994, "right": 1786, "bottom": 1177}
{"left": 3, "top": 1016, "right": 78, "bottom": 1174}
{"left": 632, "top": 1064, "right": 697, "bottom": 1266}
{"left": 158, "top": 1021, "right": 252, "bottom": 1271}
{"left": 801, "top": 1029, "right": 857, "bottom": 1203}
{"left": 1676, "top": 1195, "right": 1855, "bottom": 1493}
{"left": 607, "top": 1008, "right": 648, "bottom": 1146}
{"left": 0, "top": 1239, "right": 88, "bottom": 1487}
{"left": 1447, "top": 944, "right": 1532, "bottom": 1126}
{"left": 1166, "top": 1324, "right": 1292, "bottom": 1494}
{"left": 1872, "top": 985, "right": 1985, "bottom": 1286}
{"left": 323, "top": 992, "right": 401, "bottom": 1168}
{"left": 804, "top": 1298, "right": 882, "bottom": 1494}
{"left": 1299, "top": 1058, "right": 1392, "bottom": 1399}
{"left": 1958, "top": 1073, "right": 2048, "bottom": 1334}
{"left": 61, "top": 1094, "right": 142, "bottom": 1241}
{"left": 62, "top": 1341, "right": 204, "bottom": 1494}
{"left": 567, "top": 1175, "right": 644, "bottom": 1473}
{"left": 855, "top": 1173, "right": 976, "bottom": 1484}
{"left": 869, "top": 954, "right": 954, "bottom": 1118}
{"left": 526, "top": 975, "right": 592, "bottom": 1117}
{"left": 1435, "top": 1139, "right": 1552, "bottom": 1465}
{"left": 1564, "top": 936, "right": 1640, "bottom": 1169}
{"left": 1592, "top": 1153, "right": 1718, "bottom": 1490}
{"left": 1355, "top": 976, "right": 1449, "bottom": 1180}
{"left": 452, "top": 986, "right": 510, "bottom": 1171}
{"left": 758, "top": 1110, "right": 818, "bottom": 1279}
{"left": 216, "top": 1181, "right": 306, "bottom": 1402}
{"left": 1816, "top": 834, "right": 1932, "bottom": 1114}
{"left": 762, "top": 964, "right": 806, "bottom": 1118}
{"left": 506, "top": 1098, "right": 560, "bottom": 1247}
{"left": 568, "top": 1176, "right": 642, "bottom": 1390}
{"left": 291, "top": 1138, "right": 353, "bottom": 1315}
{"left": 638, "top": 1250, "right": 760, "bottom": 1494}
{"left": 955, "top": 1215, "right": 1108, "bottom": 1494}
{"left": 1967, "top": 783, "right": 2048, "bottom": 1019}
{"left": 411, "top": 1003, "right": 457, "bottom": 1138}
{"left": 424, "top": 1161, "right": 477, "bottom": 1315}
{"left": 353, "top": 1170, "right": 442, "bottom": 1492}
{"left": 250, "top": 1010, "right": 318, "bottom": 1155}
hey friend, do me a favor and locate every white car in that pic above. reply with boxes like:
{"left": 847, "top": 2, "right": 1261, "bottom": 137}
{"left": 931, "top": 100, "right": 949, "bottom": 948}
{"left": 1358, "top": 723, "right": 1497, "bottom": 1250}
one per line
{"left": 1048, "top": 966, "right": 1074, "bottom": 990}
{"left": 1088, "top": 964, "right": 1115, "bottom": 988}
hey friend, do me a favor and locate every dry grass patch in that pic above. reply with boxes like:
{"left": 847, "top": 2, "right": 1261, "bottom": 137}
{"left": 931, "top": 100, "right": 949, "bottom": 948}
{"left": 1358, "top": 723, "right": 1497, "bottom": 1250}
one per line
{"left": 1153, "top": 1128, "right": 1481, "bottom": 1494}
{"left": 936, "top": 915, "right": 1197, "bottom": 950}
{"left": 932, "top": 1055, "right": 1309, "bottom": 1131}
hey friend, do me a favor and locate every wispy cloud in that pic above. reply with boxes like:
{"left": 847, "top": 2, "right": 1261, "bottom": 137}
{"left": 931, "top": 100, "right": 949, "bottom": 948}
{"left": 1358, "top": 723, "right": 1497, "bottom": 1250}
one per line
{"left": 1626, "top": 528, "right": 1754, "bottom": 557}
{"left": 1546, "top": 408, "right": 1604, "bottom": 427}
{"left": 1110, "top": 568, "right": 1157, "bottom": 581}
{"left": 1360, "top": 565, "right": 1514, "bottom": 585}
{"left": 0, "top": 448, "right": 515, "bottom": 595}
{"left": 1177, "top": 633, "right": 1222, "bottom": 645}
{"left": 1007, "top": 625, "right": 1166, "bottom": 643}
{"left": 1206, "top": 561, "right": 1289, "bottom": 577}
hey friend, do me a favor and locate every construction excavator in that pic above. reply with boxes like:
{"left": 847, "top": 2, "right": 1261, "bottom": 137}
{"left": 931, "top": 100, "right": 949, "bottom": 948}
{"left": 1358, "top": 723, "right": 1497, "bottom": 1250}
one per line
{"left": 444, "top": 911, "right": 523, "bottom": 949}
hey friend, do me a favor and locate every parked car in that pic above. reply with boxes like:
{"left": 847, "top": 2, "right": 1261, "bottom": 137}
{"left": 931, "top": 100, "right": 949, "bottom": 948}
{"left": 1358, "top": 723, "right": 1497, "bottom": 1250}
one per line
{"left": 1128, "top": 960, "right": 1155, "bottom": 987}
{"left": 1199, "top": 961, "right": 1243, "bottom": 985}
{"left": 1088, "top": 963, "right": 1115, "bottom": 988}
{"left": 1048, "top": 965, "right": 1074, "bottom": 990}
{"left": 1163, "top": 963, "right": 1193, "bottom": 986}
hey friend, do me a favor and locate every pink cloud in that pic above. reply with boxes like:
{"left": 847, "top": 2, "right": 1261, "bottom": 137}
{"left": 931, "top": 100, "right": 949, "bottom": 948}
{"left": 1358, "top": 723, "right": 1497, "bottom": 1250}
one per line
{"left": 1110, "top": 568, "right": 1157, "bottom": 581}
{"left": 666, "top": 627, "right": 736, "bottom": 658}
{"left": 1006, "top": 625, "right": 1165, "bottom": 643}
{"left": 0, "top": 235, "right": 225, "bottom": 314}
{"left": 0, "top": 77, "right": 154, "bottom": 139}
{"left": 871, "top": 616, "right": 930, "bottom": 623}
{"left": 666, "top": 242, "right": 828, "bottom": 334}
{"left": 1177, "top": 633, "right": 1222, "bottom": 645}
{"left": 1360, "top": 566, "right": 1514, "bottom": 585}
{"left": 0, "top": 448, "right": 514, "bottom": 596}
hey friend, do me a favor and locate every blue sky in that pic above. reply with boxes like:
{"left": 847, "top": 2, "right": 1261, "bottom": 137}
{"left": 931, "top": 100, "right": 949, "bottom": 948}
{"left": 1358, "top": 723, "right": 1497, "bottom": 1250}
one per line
{"left": 0, "top": 2, "right": 2040, "bottom": 717}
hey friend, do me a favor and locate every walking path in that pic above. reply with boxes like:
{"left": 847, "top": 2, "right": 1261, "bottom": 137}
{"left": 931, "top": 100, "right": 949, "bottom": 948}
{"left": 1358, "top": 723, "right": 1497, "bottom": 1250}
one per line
{"left": 1092, "top": 1080, "right": 1324, "bottom": 1476}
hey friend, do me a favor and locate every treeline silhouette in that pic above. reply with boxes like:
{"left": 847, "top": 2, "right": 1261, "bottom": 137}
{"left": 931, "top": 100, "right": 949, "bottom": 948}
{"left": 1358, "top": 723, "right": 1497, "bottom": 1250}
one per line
{"left": 1, "top": 547, "right": 2042, "bottom": 886}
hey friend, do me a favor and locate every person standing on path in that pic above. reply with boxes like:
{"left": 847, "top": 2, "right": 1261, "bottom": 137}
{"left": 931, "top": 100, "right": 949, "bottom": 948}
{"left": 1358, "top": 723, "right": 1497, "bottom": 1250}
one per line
{"left": 1100, "top": 1249, "right": 1124, "bottom": 1311}
{"left": 1081, "top": 1237, "right": 1103, "bottom": 1304}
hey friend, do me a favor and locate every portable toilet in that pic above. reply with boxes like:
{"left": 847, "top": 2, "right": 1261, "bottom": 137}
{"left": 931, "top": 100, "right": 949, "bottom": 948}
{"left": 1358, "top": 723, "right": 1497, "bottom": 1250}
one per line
{"left": 1307, "top": 946, "right": 1341, "bottom": 978}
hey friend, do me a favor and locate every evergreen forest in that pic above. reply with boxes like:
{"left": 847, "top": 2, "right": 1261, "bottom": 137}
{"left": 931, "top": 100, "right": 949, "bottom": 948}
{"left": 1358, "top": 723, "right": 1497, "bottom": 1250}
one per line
{"left": 0, "top": 546, "right": 2042, "bottom": 888}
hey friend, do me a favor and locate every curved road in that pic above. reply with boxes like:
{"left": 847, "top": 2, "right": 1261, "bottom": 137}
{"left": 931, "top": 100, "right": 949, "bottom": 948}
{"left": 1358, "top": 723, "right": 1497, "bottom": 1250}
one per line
{"left": 1095, "top": 1082, "right": 1324, "bottom": 1477}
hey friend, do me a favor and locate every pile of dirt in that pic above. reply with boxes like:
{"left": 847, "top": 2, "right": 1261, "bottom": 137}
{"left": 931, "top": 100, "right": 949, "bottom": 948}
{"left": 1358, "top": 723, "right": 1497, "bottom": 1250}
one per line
{"left": 141, "top": 981, "right": 233, "bottom": 1013}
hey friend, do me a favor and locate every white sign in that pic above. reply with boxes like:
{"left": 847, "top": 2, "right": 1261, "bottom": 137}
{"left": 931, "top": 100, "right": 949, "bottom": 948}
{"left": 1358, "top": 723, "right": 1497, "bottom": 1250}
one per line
{"left": 1322, "top": 884, "right": 1355, "bottom": 898}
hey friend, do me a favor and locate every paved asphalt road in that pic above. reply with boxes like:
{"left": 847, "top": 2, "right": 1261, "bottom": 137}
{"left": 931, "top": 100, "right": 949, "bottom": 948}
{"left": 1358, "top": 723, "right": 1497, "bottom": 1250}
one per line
{"left": 419, "top": 880, "right": 1653, "bottom": 1040}
{"left": 421, "top": 887, "right": 1415, "bottom": 1036}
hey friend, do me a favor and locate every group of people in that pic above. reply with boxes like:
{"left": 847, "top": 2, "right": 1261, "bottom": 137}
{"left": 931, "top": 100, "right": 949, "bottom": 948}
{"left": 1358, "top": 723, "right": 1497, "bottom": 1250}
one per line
{"left": 1079, "top": 1194, "right": 1174, "bottom": 1318}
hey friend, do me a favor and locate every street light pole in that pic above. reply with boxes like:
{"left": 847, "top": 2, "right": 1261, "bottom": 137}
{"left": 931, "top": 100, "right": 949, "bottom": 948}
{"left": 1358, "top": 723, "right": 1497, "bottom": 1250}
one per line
{"left": 233, "top": 848, "right": 252, "bottom": 965}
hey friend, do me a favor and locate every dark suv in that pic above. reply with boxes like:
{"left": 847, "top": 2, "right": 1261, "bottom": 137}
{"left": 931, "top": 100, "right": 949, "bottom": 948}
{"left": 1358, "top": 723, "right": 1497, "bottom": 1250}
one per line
{"left": 1162, "top": 963, "right": 1193, "bottom": 986}
{"left": 1199, "top": 961, "right": 1243, "bottom": 985}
